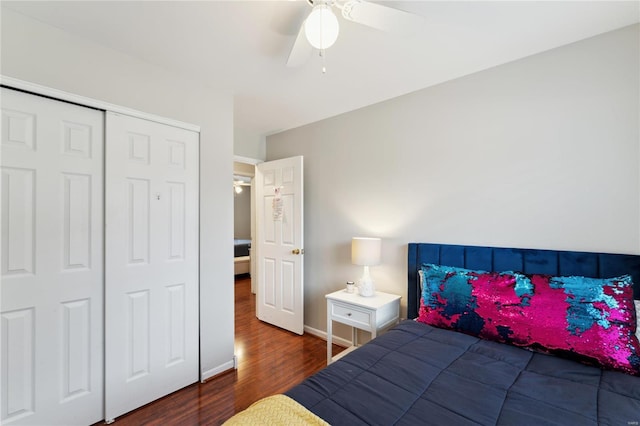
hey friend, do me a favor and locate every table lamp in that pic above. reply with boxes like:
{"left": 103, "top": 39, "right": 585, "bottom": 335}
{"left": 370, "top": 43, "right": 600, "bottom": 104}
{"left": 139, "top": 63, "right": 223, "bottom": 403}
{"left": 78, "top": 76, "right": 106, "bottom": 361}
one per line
{"left": 352, "top": 237, "right": 381, "bottom": 297}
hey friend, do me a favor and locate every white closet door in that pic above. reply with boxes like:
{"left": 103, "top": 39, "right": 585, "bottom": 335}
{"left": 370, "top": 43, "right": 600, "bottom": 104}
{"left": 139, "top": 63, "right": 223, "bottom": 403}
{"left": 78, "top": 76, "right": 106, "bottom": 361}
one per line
{"left": 105, "top": 112, "right": 199, "bottom": 421}
{"left": 0, "top": 88, "right": 104, "bottom": 425}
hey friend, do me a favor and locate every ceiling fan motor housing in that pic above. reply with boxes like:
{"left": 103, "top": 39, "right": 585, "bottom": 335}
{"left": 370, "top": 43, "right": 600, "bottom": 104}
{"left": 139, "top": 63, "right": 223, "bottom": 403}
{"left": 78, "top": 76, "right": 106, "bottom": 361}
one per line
{"left": 304, "top": 4, "right": 340, "bottom": 50}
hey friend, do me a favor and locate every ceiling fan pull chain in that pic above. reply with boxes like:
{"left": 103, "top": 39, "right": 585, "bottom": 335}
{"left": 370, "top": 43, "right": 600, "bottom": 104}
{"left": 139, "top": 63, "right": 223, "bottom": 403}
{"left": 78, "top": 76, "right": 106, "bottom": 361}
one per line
{"left": 320, "top": 49, "right": 327, "bottom": 74}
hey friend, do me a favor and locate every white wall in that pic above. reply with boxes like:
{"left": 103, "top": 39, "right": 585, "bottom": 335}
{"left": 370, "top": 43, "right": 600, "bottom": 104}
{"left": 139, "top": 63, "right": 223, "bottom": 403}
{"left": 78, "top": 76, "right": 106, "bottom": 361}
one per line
{"left": 266, "top": 24, "right": 640, "bottom": 337}
{"left": 1, "top": 8, "right": 235, "bottom": 379}
{"left": 234, "top": 127, "right": 266, "bottom": 161}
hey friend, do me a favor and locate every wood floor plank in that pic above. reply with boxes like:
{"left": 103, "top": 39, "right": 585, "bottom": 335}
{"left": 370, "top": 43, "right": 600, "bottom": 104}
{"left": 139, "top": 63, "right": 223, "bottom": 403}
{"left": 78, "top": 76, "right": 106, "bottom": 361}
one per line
{"left": 103, "top": 276, "right": 344, "bottom": 425}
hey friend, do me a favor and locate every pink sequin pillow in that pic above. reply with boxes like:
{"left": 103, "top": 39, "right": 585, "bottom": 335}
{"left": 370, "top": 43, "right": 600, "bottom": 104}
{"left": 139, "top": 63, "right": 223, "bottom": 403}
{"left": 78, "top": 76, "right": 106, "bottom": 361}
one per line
{"left": 419, "top": 264, "right": 640, "bottom": 376}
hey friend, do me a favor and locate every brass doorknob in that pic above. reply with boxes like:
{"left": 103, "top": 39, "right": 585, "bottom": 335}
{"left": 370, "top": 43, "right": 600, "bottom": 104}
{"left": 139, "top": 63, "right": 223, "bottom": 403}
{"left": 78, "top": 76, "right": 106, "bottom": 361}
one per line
{"left": 291, "top": 248, "right": 304, "bottom": 255}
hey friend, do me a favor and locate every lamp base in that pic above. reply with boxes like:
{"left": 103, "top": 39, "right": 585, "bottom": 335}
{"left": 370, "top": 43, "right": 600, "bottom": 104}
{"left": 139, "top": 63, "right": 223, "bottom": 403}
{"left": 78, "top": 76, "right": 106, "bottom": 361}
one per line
{"left": 358, "top": 267, "right": 375, "bottom": 297}
{"left": 358, "top": 280, "right": 375, "bottom": 297}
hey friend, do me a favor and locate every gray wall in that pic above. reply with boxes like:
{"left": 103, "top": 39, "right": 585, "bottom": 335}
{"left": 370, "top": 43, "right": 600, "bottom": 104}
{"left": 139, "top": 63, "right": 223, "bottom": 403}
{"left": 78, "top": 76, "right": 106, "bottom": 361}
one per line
{"left": 234, "top": 187, "right": 252, "bottom": 239}
{"left": 267, "top": 24, "right": 640, "bottom": 337}
{"left": 1, "top": 8, "right": 235, "bottom": 378}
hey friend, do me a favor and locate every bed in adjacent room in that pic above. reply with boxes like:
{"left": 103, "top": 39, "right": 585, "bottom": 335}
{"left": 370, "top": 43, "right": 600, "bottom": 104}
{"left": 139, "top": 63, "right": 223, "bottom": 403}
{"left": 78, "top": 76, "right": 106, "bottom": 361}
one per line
{"left": 226, "top": 243, "right": 640, "bottom": 425}
{"left": 234, "top": 238, "right": 251, "bottom": 276}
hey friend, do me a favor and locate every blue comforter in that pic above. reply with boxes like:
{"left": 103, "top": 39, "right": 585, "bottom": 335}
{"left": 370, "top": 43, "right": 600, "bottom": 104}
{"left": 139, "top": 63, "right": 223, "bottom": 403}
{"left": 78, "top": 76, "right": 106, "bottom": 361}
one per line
{"left": 286, "top": 320, "right": 640, "bottom": 425}
{"left": 234, "top": 239, "right": 251, "bottom": 257}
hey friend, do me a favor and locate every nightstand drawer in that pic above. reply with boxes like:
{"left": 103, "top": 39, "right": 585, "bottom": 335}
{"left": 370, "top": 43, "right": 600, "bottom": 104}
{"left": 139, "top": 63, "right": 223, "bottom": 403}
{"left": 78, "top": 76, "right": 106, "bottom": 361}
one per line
{"left": 331, "top": 302, "right": 371, "bottom": 328}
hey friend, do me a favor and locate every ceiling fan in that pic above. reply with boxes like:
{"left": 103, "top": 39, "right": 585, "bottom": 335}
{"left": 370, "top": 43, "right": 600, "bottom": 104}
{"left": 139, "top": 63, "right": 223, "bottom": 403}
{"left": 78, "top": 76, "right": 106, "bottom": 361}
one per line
{"left": 287, "top": 0, "right": 425, "bottom": 68}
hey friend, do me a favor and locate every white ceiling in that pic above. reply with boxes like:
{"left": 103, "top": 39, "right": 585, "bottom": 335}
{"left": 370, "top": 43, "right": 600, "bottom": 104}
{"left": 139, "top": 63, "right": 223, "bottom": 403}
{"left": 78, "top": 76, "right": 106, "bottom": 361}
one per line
{"left": 4, "top": 1, "right": 639, "bottom": 148}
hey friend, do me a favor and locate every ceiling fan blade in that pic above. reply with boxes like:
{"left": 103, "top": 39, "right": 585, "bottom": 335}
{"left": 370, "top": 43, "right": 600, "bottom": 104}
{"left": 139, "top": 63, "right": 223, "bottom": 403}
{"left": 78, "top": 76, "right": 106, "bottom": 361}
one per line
{"left": 341, "top": 1, "right": 425, "bottom": 36}
{"left": 286, "top": 21, "right": 313, "bottom": 67}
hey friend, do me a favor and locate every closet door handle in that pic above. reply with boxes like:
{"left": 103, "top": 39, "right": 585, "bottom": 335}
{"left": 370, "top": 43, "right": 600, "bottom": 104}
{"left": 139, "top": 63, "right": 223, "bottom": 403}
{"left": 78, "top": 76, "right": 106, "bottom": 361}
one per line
{"left": 291, "top": 248, "right": 304, "bottom": 255}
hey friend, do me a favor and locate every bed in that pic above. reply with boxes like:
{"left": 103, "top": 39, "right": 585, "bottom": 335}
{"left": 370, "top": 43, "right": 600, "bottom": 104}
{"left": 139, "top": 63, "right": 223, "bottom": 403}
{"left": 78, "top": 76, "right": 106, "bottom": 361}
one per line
{"left": 226, "top": 243, "right": 640, "bottom": 425}
{"left": 234, "top": 238, "right": 251, "bottom": 275}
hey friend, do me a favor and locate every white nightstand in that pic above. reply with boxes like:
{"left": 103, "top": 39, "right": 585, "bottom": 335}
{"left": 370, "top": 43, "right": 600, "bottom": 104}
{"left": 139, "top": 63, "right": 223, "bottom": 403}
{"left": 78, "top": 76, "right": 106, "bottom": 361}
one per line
{"left": 326, "top": 289, "right": 401, "bottom": 364}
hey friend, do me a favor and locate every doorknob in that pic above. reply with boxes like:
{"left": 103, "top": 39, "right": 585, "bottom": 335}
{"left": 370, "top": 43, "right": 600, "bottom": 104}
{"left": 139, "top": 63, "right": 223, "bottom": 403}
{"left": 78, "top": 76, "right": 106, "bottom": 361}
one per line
{"left": 291, "top": 248, "right": 304, "bottom": 255}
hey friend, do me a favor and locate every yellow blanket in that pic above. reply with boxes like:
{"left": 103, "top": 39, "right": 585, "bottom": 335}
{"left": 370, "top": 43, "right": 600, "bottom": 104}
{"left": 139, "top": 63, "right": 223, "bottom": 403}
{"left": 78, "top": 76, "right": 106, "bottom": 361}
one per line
{"left": 223, "top": 394, "right": 329, "bottom": 426}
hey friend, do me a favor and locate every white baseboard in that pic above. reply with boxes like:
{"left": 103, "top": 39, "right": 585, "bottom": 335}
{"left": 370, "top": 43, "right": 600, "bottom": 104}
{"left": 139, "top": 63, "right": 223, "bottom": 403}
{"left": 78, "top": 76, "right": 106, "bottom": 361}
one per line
{"left": 304, "top": 325, "right": 351, "bottom": 348}
{"left": 201, "top": 357, "right": 236, "bottom": 382}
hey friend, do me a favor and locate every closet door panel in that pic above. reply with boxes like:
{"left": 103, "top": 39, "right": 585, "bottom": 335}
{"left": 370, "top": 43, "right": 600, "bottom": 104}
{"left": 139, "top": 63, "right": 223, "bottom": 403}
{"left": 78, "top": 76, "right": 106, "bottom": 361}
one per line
{"left": 105, "top": 112, "right": 199, "bottom": 421}
{"left": 0, "top": 88, "right": 104, "bottom": 426}
{"left": 1, "top": 167, "right": 35, "bottom": 278}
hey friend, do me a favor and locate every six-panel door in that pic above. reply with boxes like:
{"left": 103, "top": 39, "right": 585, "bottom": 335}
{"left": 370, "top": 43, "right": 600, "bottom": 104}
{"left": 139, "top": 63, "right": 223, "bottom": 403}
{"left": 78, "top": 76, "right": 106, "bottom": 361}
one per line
{"left": 255, "top": 156, "right": 304, "bottom": 335}
{"left": 104, "top": 112, "right": 199, "bottom": 422}
{"left": 1, "top": 88, "right": 105, "bottom": 425}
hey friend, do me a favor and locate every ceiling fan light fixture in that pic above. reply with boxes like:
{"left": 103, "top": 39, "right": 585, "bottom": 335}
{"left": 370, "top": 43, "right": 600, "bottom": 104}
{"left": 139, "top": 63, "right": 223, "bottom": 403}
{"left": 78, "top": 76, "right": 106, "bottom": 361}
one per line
{"left": 304, "top": 4, "right": 339, "bottom": 50}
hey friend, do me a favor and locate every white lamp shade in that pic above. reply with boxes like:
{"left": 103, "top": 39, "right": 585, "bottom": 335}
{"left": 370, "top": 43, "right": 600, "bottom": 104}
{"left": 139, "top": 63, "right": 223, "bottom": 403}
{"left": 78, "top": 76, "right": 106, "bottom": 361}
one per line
{"left": 304, "top": 5, "right": 339, "bottom": 50}
{"left": 352, "top": 237, "right": 381, "bottom": 266}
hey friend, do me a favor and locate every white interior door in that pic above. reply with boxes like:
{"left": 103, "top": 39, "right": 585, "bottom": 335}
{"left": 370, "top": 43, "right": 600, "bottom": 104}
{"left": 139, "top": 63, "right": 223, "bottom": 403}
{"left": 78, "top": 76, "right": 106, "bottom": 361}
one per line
{"left": 1, "top": 88, "right": 104, "bottom": 425}
{"left": 105, "top": 112, "right": 199, "bottom": 421}
{"left": 255, "top": 156, "right": 304, "bottom": 335}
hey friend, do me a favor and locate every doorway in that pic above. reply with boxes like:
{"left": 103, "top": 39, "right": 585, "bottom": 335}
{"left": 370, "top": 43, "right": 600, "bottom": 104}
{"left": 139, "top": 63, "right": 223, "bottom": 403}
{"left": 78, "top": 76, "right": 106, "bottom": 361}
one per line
{"left": 233, "top": 158, "right": 258, "bottom": 293}
{"left": 232, "top": 155, "right": 305, "bottom": 335}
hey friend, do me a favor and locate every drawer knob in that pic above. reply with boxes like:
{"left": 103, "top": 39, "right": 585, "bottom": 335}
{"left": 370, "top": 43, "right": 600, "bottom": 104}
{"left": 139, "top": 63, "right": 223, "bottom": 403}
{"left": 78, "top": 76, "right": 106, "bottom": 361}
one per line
{"left": 347, "top": 313, "right": 352, "bottom": 317}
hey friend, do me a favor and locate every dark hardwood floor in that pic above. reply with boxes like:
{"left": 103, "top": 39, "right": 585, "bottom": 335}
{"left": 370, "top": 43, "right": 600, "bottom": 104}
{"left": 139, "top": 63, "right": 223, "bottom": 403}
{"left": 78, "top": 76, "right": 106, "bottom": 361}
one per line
{"left": 108, "top": 275, "right": 344, "bottom": 425}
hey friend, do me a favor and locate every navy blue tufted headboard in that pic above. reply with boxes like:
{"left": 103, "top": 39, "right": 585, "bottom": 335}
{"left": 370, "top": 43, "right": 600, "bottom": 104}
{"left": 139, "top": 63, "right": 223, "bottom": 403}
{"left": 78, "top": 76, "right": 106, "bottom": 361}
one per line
{"left": 408, "top": 243, "right": 640, "bottom": 320}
